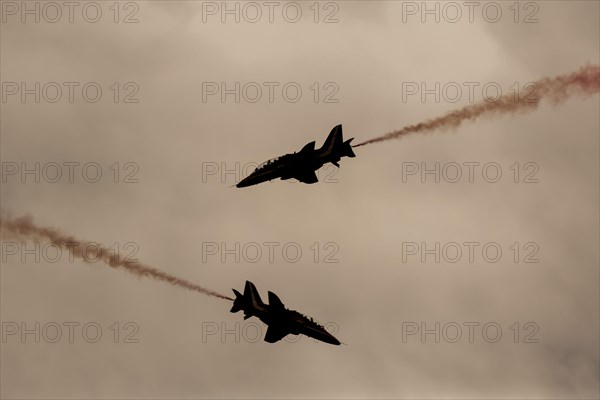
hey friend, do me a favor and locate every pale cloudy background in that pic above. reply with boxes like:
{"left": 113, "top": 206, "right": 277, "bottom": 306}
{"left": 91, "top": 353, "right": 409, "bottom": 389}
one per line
{"left": 1, "top": 1, "right": 599, "bottom": 399}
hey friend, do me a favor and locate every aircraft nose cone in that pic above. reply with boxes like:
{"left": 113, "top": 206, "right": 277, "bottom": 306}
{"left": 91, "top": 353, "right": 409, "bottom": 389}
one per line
{"left": 326, "top": 334, "right": 341, "bottom": 346}
{"left": 312, "top": 328, "right": 341, "bottom": 345}
{"left": 236, "top": 177, "right": 251, "bottom": 188}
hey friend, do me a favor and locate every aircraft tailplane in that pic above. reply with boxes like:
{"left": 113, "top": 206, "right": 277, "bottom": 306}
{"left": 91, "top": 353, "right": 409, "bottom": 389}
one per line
{"left": 230, "top": 289, "right": 244, "bottom": 313}
{"left": 341, "top": 138, "right": 356, "bottom": 158}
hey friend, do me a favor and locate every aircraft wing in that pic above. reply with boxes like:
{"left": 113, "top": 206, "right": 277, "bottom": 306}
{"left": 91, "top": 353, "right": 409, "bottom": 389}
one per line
{"left": 268, "top": 291, "right": 285, "bottom": 309}
{"left": 293, "top": 171, "right": 319, "bottom": 184}
{"left": 264, "top": 325, "right": 290, "bottom": 343}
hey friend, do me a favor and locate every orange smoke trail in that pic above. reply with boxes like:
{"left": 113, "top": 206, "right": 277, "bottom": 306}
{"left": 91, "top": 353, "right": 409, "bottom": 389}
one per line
{"left": 354, "top": 64, "right": 600, "bottom": 147}
{"left": 1, "top": 214, "right": 233, "bottom": 301}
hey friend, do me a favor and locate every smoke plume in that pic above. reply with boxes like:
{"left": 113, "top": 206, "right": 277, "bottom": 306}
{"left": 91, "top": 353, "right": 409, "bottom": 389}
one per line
{"left": 1, "top": 213, "right": 233, "bottom": 301}
{"left": 354, "top": 64, "right": 599, "bottom": 147}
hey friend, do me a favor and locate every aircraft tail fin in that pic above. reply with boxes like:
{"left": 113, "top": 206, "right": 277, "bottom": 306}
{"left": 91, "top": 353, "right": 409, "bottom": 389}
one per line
{"left": 320, "top": 124, "right": 343, "bottom": 153}
{"left": 320, "top": 124, "right": 356, "bottom": 159}
{"left": 230, "top": 281, "right": 265, "bottom": 317}
{"left": 244, "top": 280, "right": 264, "bottom": 307}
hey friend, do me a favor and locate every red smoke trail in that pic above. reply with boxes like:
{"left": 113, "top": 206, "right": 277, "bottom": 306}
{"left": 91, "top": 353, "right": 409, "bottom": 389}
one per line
{"left": 354, "top": 64, "right": 600, "bottom": 147}
{"left": 1, "top": 214, "right": 233, "bottom": 301}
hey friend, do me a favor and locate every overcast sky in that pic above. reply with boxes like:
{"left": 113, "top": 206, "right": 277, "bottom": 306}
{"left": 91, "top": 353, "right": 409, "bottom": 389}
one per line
{"left": 1, "top": 1, "right": 599, "bottom": 399}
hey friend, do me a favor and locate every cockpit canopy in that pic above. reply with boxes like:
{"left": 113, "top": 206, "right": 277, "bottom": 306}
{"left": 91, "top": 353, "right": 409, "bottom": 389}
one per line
{"left": 289, "top": 309, "right": 326, "bottom": 330}
{"left": 256, "top": 157, "right": 279, "bottom": 170}
{"left": 254, "top": 153, "right": 294, "bottom": 172}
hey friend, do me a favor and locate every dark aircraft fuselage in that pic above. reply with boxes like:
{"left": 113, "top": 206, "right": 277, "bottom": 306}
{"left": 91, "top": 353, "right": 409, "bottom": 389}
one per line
{"left": 230, "top": 281, "right": 341, "bottom": 345}
{"left": 236, "top": 124, "right": 355, "bottom": 188}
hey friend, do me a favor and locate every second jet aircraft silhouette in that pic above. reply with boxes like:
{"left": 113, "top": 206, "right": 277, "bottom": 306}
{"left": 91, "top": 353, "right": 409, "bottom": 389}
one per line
{"left": 230, "top": 281, "right": 341, "bottom": 345}
{"left": 236, "top": 124, "right": 356, "bottom": 188}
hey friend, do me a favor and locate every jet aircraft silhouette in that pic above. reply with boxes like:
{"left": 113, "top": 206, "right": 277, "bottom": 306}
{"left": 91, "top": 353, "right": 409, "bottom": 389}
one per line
{"left": 236, "top": 124, "right": 355, "bottom": 188}
{"left": 230, "top": 280, "right": 341, "bottom": 345}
